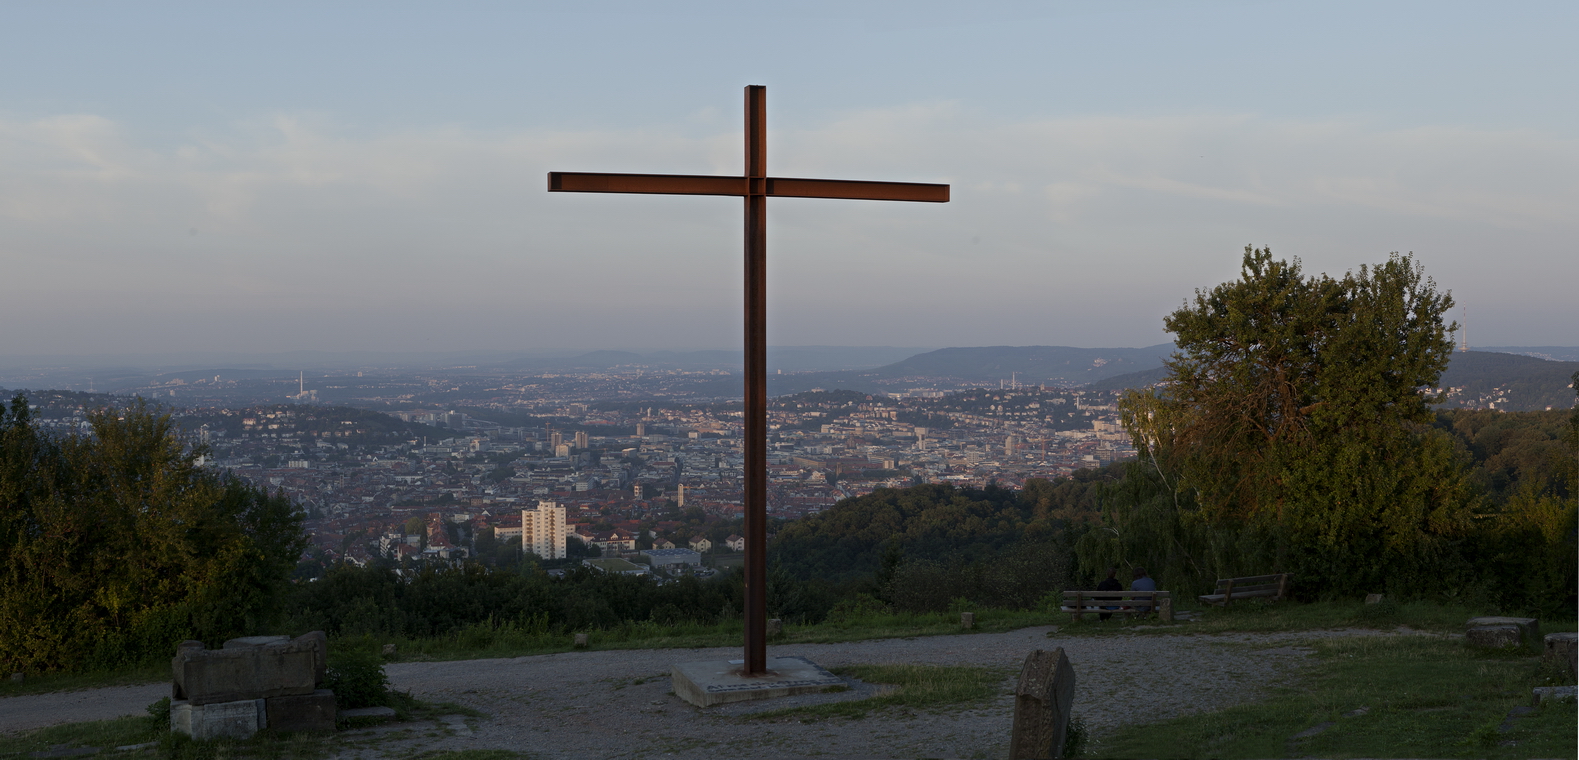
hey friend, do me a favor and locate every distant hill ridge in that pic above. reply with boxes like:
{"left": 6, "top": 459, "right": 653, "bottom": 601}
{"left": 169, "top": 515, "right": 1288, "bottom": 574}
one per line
{"left": 1088, "top": 350, "right": 1579, "bottom": 412}
{"left": 873, "top": 344, "right": 1176, "bottom": 383}
{"left": 676, "top": 344, "right": 1178, "bottom": 397}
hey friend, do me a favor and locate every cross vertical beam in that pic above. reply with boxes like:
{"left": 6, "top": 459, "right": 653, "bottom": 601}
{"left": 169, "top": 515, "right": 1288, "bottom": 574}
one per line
{"left": 742, "top": 85, "right": 769, "bottom": 676}
{"left": 547, "top": 86, "right": 947, "bottom": 680}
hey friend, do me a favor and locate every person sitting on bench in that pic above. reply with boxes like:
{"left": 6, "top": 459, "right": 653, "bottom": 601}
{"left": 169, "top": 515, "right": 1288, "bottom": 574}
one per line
{"left": 1130, "top": 567, "right": 1157, "bottom": 612}
{"left": 1095, "top": 566, "right": 1123, "bottom": 621}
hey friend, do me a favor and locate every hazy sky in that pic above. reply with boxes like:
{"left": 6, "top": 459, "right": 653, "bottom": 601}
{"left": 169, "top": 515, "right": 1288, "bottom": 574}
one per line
{"left": 3, "top": 1, "right": 1574, "bottom": 358}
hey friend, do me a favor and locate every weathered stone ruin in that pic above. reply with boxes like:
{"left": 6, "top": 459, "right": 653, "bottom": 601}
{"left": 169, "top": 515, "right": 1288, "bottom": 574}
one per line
{"left": 169, "top": 632, "right": 334, "bottom": 739}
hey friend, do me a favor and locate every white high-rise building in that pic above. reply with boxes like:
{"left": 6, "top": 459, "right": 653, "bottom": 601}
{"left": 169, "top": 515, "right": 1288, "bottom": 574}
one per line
{"left": 521, "top": 500, "right": 568, "bottom": 559}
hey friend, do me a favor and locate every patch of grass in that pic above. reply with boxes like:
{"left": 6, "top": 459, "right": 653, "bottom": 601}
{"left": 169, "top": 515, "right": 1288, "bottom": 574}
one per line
{"left": 0, "top": 661, "right": 167, "bottom": 698}
{"left": 400, "top": 751, "right": 530, "bottom": 760}
{"left": 0, "top": 714, "right": 159, "bottom": 754}
{"left": 1089, "top": 634, "right": 1577, "bottom": 759}
{"left": 1057, "top": 598, "right": 1579, "bottom": 638}
{"left": 0, "top": 693, "right": 488, "bottom": 760}
{"left": 748, "top": 663, "right": 1006, "bottom": 721}
{"left": 159, "top": 729, "right": 336, "bottom": 760}
{"left": 0, "top": 713, "right": 337, "bottom": 760}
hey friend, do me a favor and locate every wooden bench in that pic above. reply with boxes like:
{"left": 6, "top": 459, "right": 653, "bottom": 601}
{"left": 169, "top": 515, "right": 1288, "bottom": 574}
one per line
{"left": 1198, "top": 573, "right": 1291, "bottom": 607}
{"left": 1062, "top": 590, "right": 1172, "bottom": 622}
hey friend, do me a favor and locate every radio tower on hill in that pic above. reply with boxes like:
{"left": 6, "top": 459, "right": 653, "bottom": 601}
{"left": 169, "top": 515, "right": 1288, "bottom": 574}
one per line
{"left": 1460, "top": 307, "right": 1468, "bottom": 352}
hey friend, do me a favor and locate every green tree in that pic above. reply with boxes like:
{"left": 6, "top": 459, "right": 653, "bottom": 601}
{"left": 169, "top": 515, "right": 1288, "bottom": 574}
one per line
{"left": 1118, "top": 248, "right": 1474, "bottom": 597}
{"left": 0, "top": 396, "right": 306, "bottom": 673}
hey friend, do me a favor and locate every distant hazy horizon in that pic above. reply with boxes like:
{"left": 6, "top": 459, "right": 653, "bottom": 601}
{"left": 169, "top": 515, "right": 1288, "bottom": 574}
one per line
{"left": 2, "top": 342, "right": 1574, "bottom": 376}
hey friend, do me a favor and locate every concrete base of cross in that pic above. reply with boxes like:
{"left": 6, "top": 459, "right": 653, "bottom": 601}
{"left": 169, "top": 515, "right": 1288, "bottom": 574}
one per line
{"left": 670, "top": 655, "right": 842, "bottom": 708}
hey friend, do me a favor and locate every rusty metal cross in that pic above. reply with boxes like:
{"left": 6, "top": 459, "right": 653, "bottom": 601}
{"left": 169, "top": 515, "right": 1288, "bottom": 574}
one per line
{"left": 549, "top": 85, "right": 948, "bottom": 676}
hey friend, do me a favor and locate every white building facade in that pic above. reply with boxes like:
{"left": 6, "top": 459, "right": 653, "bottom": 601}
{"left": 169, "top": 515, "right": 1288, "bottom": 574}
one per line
{"left": 521, "top": 500, "right": 568, "bottom": 560}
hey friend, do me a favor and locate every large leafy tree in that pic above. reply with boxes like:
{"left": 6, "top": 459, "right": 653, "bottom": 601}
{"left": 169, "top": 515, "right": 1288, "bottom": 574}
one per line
{"left": 0, "top": 396, "right": 306, "bottom": 672}
{"left": 1118, "top": 247, "right": 1474, "bottom": 596}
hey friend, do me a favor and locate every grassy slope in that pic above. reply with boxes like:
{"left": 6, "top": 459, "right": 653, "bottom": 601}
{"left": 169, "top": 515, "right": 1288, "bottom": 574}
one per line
{"left": 1091, "top": 633, "right": 1576, "bottom": 759}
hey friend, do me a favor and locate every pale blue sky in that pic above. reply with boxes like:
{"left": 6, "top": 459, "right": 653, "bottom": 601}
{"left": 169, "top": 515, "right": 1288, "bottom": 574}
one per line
{"left": 2, "top": 1, "right": 1574, "bottom": 356}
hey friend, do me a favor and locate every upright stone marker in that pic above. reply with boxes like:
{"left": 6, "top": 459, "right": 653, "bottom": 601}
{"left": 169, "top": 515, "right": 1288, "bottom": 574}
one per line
{"left": 1545, "top": 632, "right": 1577, "bottom": 681}
{"left": 1466, "top": 616, "right": 1539, "bottom": 643}
{"left": 550, "top": 86, "right": 948, "bottom": 680}
{"left": 1465, "top": 616, "right": 1539, "bottom": 651}
{"left": 1009, "top": 648, "right": 1077, "bottom": 760}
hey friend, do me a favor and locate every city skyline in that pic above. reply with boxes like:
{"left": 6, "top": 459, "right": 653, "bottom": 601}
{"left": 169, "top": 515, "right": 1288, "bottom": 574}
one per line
{"left": 3, "top": 1, "right": 1575, "bottom": 357}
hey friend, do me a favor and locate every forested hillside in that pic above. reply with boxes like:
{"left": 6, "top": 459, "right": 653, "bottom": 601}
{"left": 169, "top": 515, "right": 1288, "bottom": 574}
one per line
{"left": 770, "top": 471, "right": 1115, "bottom": 582}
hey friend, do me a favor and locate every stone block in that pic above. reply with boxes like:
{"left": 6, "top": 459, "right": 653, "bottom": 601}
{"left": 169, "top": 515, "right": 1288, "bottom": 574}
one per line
{"left": 9, "top": 672, "right": 21, "bottom": 683}
{"left": 1543, "top": 632, "right": 1576, "bottom": 681}
{"left": 221, "top": 633, "right": 326, "bottom": 683}
{"left": 1531, "top": 685, "right": 1576, "bottom": 706}
{"left": 293, "top": 631, "right": 328, "bottom": 685}
{"left": 382, "top": 644, "right": 398, "bottom": 657}
{"left": 170, "top": 698, "right": 266, "bottom": 740}
{"left": 573, "top": 633, "right": 588, "bottom": 648}
{"left": 1364, "top": 593, "right": 1384, "bottom": 605}
{"left": 1467, "top": 616, "right": 1539, "bottom": 642}
{"left": 1466, "top": 625, "right": 1522, "bottom": 649}
{"left": 173, "top": 639, "right": 317, "bottom": 705}
{"left": 670, "top": 656, "right": 844, "bottom": 708}
{"left": 1009, "top": 647, "right": 1076, "bottom": 760}
{"left": 340, "top": 706, "right": 397, "bottom": 722}
{"left": 766, "top": 619, "right": 783, "bottom": 637}
{"left": 265, "top": 689, "right": 336, "bottom": 732}
{"left": 961, "top": 612, "right": 975, "bottom": 629}
{"left": 223, "top": 635, "right": 289, "bottom": 649}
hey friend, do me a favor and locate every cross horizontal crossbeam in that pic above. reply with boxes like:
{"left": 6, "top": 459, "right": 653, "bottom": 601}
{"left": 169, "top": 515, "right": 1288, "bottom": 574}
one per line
{"left": 548, "top": 171, "right": 948, "bottom": 203}
{"left": 547, "top": 86, "right": 947, "bottom": 678}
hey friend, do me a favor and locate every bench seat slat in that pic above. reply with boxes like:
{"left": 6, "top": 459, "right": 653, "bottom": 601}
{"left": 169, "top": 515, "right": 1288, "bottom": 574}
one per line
{"left": 1199, "top": 590, "right": 1279, "bottom": 604}
{"left": 1215, "top": 574, "right": 1287, "bottom": 586}
{"left": 1213, "top": 582, "right": 1284, "bottom": 592}
{"left": 1061, "top": 605, "right": 1162, "bottom": 609}
{"left": 1200, "top": 588, "right": 1279, "bottom": 599}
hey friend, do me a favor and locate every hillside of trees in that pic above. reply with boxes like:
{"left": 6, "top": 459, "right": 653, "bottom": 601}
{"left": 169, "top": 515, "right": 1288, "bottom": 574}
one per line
{"left": 1433, "top": 351, "right": 1579, "bottom": 411}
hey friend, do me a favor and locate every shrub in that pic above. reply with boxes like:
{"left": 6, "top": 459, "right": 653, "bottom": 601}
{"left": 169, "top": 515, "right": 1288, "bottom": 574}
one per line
{"left": 323, "top": 646, "right": 389, "bottom": 709}
{"left": 825, "top": 593, "right": 888, "bottom": 626}
{"left": 146, "top": 696, "right": 171, "bottom": 732}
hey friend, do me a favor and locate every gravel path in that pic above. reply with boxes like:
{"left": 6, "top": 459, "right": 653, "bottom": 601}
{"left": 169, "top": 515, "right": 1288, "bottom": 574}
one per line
{"left": 0, "top": 681, "right": 171, "bottom": 734}
{"left": 0, "top": 626, "right": 1387, "bottom": 758}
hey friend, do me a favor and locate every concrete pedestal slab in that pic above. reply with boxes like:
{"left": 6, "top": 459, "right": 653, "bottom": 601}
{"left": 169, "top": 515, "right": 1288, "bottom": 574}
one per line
{"left": 671, "top": 656, "right": 843, "bottom": 708}
{"left": 170, "top": 698, "right": 266, "bottom": 740}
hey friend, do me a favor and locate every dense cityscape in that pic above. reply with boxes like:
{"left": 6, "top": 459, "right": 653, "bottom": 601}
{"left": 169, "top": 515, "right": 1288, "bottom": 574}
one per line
{"left": 13, "top": 363, "right": 1138, "bottom": 572}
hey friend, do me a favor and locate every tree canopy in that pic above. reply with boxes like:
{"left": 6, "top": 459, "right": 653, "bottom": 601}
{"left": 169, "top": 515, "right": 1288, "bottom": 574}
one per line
{"left": 0, "top": 396, "right": 305, "bottom": 673}
{"left": 1111, "top": 248, "right": 1485, "bottom": 597}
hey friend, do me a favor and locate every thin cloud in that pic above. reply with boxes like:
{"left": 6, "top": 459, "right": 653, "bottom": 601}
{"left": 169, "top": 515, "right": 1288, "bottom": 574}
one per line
{"left": 0, "top": 106, "right": 1573, "bottom": 354}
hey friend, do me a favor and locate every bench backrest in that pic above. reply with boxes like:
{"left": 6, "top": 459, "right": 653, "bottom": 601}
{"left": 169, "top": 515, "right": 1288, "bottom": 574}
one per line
{"left": 1063, "top": 590, "right": 1170, "bottom": 600}
{"left": 1214, "top": 573, "right": 1290, "bottom": 594}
